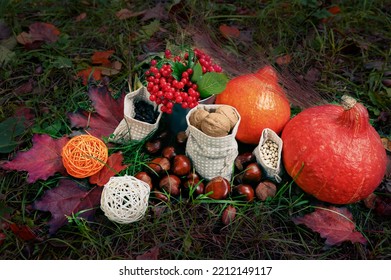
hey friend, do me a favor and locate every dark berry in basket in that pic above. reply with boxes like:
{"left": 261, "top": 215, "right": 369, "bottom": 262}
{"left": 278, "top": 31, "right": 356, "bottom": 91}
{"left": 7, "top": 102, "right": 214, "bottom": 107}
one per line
{"left": 134, "top": 100, "right": 159, "bottom": 124}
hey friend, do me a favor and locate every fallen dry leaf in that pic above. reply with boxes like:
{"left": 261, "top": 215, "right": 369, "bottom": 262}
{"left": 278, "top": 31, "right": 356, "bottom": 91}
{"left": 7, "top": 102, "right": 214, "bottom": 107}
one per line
{"left": 136, "top": 246, "right": 159, "bottom": 260}
{"left": 76, "top": 67, "right": 102, "bottom": 85}
{"left": 116, "top": 8, "right": 145, "bottom": 20}
{"left": 33, "top": 178, "right": 102, "bottom": 235}
{"left": 219, "top": 24, "right": 241, "bottom": 39}
{"left": 75, "top": 12, "right": 87, "bottom": 22}
{"left": 68, "top": 84, "right": 125, "bottom": 139}
{"left": 292, "top": 206, "right": 367, "bottom": 246}
{"left": 0, "top": 134, "right": 69, "bottom": 183}
{"left": 9, "top": 224, "right": 37, "bottom": 241}
{"left": 91, "top": 50, "right": 114, "bottom": 66}
{"left": 89, "top": 152, "right": 128, "bottom": 186}
{"left": 275, "top": 54, "right": 292, "bottom": 66}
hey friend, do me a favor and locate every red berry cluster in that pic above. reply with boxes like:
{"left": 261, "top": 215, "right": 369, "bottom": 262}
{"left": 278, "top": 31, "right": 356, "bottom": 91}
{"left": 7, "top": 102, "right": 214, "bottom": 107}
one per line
{"left": 194, "top": 48, "right": 223, "bottom": 73}
{"left": 145, "top": 48, "right": 222, "bottom": 114}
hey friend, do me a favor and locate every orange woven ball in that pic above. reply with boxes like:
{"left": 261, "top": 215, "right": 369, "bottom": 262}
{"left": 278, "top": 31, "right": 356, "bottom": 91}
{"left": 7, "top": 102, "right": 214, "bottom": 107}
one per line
{"left": 61, "top": 134, "right": 109, "bottom": 178}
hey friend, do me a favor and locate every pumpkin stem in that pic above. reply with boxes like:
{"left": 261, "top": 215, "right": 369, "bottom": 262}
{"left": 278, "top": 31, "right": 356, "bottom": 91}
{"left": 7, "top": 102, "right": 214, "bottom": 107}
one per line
{"left": 255, "top": 65, "right": 278, "bottom": 84}
{"left": 339, "top": 95, "right": 369, "bottom": 135}
{"left": 341, "top": 95, "right": 357, "bottom": 110}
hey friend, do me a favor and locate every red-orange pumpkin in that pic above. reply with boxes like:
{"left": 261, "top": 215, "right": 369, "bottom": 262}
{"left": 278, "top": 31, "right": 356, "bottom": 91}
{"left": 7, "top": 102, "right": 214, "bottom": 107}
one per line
{"left": 215, "top": 65, "right": 291, "bottom": 144}
{"left": 281, "top": 95, "right": 387, "bottom": 204}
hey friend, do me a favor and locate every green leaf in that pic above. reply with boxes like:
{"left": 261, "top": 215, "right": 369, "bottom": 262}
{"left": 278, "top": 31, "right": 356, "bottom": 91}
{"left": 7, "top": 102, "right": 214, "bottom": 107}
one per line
{"left": 197, "top": 72, "right": 229, "bottom": 98}
{"left": 191, "top": 62, "right": 203, "bottom": 83}
{"left": 171, "top": 61, "right": 188, "bottom": 81}
{"left": 0, "top": 45, "right": 15, "bottom": 66}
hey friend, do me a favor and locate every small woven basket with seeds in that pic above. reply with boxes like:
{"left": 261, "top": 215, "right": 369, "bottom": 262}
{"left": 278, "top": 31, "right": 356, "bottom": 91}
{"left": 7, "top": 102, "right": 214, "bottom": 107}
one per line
{"left": 253, "top": 128, "right": 284, "bottom": 183}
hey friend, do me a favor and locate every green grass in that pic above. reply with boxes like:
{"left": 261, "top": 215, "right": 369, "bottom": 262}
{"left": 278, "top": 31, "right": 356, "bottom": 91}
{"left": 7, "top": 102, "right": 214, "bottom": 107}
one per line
{"left": 0, "top": 0, "right": 390, "bottom": 259}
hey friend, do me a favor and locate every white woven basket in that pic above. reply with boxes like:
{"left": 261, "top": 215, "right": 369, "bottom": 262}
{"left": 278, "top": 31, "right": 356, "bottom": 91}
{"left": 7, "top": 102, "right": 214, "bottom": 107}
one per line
{"left": 185, "top": 104, "right": 241, "bottom": 181}
{"left": 253, "top": 128, "right": 284, "bottom": 183}
{"left": 110, "top": 86, "right": 163, "bottom": 143}
{"left": 100, "top": 175, "right": 150, "bottom": 224}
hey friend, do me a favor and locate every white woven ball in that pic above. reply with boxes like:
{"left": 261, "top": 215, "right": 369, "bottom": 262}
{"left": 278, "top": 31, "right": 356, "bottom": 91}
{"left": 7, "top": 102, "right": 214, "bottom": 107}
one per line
{"left": 100, "top": 175, "right": 150, "bottom": 224}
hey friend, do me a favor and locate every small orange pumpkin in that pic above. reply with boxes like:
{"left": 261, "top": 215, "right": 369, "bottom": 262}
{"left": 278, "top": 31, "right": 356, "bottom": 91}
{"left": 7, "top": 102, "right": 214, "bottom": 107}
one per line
{"left": 215, "top": 65, "right": 291, "bottom": 144}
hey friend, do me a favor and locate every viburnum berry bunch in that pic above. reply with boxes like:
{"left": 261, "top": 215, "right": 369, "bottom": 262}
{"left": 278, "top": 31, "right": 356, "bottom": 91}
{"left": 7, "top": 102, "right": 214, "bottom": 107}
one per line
{"left": 144, "top": 48, "right": 228, "bottom": 114}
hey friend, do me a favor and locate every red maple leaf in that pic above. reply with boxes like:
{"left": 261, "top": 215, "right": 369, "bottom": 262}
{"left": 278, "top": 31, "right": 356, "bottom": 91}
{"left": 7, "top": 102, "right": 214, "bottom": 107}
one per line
{"left": 68, "top": 85, "right": 125, "bottom": 139}
{"left": 91, "top": 50, "right": 115, "bottom": 66}
{"left": 0, "top": 134, "right": 69, "bottom": 183}
{"left": 9, "top": 224, "right": 37, "bottom": 241}
{"left": 33, "top": 178, "right": 102, "bottom": 235}
{"left": 76, "top": 67, "right": 102, "bottom": 85}
{"left": 89, "top": 152, "right": 128, "bottom": 186}
{"left": 292, "top": 206, "right": 367, "bottom": 246}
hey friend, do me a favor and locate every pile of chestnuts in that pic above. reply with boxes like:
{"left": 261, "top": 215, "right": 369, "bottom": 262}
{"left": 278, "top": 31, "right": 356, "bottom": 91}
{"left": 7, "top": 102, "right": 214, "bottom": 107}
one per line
{"left": 138, "top": 129, "right": 278, "bottom": 225}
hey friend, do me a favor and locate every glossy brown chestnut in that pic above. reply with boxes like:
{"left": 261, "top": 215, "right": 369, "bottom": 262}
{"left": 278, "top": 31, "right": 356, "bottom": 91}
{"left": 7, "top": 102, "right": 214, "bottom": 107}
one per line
{"left": 172, "top": 155, "right": 192, "bottom": 176}
{"left": 176, "top": 131, "right": 188, "bottom": 145}
{"left": 235, "top": 152, "right": 255, "bottom": 171}
{"left": 162, "top": 146, "right": 177, "bottom": 160}
{"left": 255, "top": 181, "right": 277, "bottom": 201}
{"left": 204, "top": 176, "right": 231, "bottom": 200}
{"left": 159, "top": 174, "right": 181, "bottom": 196}
{"left": 153, "top": 191, "right": 169, "bottom": 202}
{"left": 147, "top": 157, "right": 170, "bottom": 175}
{"left": 134, "top": 171, "right": 153, "bottom": 190}
{"left": 221, "top": 205, "right": 236, "bottom": 225}
{"left": 183, "top": 178, "right": 205, "bottom": 196}
{"left": 145, "top": 139, "right": 162, "bottom": 154}
{"left": 242, "top": 163, "right": 262, "bottom": 184}
{"left": 234, "top": 184, "right": 255, "bottom": 202}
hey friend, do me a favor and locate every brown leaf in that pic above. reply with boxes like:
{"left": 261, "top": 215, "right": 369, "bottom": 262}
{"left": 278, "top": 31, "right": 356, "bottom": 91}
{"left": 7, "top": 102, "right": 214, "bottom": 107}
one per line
{"left": 292, "top": 206, "right": 367, "bottom": 246}
{"left": 89, "top": 152, "right": 128, "bottom": 186}
{"left": 75, "top": 12, "right": 87, "bottom": 22}
{"left": 14, "top": 78, "right": 35, "bottom": 95}
{"left": 16, "top": 32, "right": 33, "bottom": 45}
{"left": 28, "top": 22, "right": 60, "bottom": 43}
{"left": 275, "top": 54, "right": 292, "bottom": 66}
{"left": 116, "top": 8, "right": 145, "bottom": 20}
{"left": 219, "top": 24, "right": 240, "bottom": 39}
{"left": 136, "top": 246, "right": 159, "bottom": 260}
{"left": 381, "top": 137, "right": 391, "bottom": 152}
{"left": 76, "top": 67, "right": 102, "bottom": 85}
{"left": 91, "top": 50, "right": 114, "bottom": 66}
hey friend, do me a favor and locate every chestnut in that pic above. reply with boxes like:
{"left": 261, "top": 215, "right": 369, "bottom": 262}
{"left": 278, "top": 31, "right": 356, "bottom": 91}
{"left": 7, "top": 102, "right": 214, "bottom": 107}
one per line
{"left": 162, "top": 146, "right": 177, "bottom": 160}
{"left": 172, "top": 155, "right": 192, "bottom": 176}
{"left": 221, "top": 205, "right": 236, "bottom": 225}
{"left": 183, "top": 178, "right": 205, "bottom": 196}
{"left": 255, "top": 181, "right": 277, "bottom": 201}
{"left": 147, "top": 157, "right": 170, "bottom": 175}
{"left": 145, "top": 139, "right": 162, "bottom": 154}
{"left": 235, "top": 152, "right": 255, "bottom": 171}
{"left": 234, "top": 184, "right": 255, "bottom": 202}
{"left": 204, "top": 176, "right": 231, "bottom": 200}
{"left": 159, "top": 174, "right": 181, "bottom": 196}
{"left": 153, "top": 191, "right": 169, "bottom": 202}
{"left": 134, "top": 171, "right": 153, "bottom": 190}
{"left": 176, "top": 131, "right": 188, "bottom": 145}
{"left": 242, "top": 163, "right": 262, "bottom": 184}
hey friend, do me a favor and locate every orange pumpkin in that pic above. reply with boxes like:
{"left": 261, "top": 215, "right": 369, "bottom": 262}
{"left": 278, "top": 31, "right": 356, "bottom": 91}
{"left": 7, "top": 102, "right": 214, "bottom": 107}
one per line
{"left": 215, "top": 66, "right": 291, "bottom": 144}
